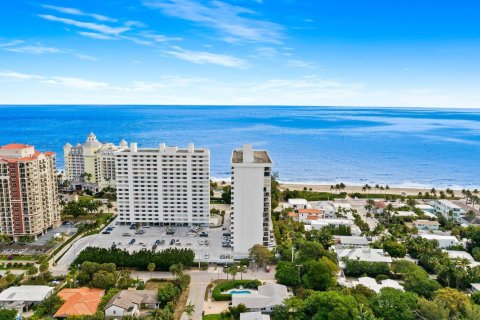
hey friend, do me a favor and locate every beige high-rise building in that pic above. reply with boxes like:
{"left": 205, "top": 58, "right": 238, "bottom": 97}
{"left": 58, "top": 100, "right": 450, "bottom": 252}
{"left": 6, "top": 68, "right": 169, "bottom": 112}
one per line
{"left": 0, "top": 144, "right": 60, "bottom": 240}
{"left": 64, "top": 132, "right": 127, "bottom": 189}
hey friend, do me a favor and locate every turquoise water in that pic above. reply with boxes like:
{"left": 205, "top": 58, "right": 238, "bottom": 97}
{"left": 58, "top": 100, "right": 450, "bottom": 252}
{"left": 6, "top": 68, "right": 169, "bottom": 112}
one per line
{"left": 1, "top": 105, "right": 479, "bottom": 188}
{"left": 229, "top": 290, "right": 252, "bottom": 294}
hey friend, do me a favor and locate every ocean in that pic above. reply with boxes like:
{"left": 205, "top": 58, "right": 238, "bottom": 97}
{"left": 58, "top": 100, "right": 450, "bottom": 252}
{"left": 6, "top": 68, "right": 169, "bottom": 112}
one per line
{"left": 1, "top": 105, "right": 479, "bottom": 189}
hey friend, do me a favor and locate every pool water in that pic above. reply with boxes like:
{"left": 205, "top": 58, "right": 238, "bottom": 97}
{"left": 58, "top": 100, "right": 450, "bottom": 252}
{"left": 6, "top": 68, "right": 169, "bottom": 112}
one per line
{"left": 230, "top": 290, "right": 252, "bottom": 294}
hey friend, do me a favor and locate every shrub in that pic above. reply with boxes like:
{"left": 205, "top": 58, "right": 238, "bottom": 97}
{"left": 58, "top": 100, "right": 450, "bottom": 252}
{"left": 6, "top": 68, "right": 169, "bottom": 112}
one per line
{"left": 345, "top": 260, "right": 390, "bottom": 277}
{"left": 212, "top": 280, "right": 262, "bottom": 301}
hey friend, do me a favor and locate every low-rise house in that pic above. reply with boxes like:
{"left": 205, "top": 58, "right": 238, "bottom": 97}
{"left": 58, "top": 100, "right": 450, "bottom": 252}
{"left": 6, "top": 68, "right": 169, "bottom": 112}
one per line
{"left": 232, "top": 283, "right": 291, "bottom": 313}
{"left": 288, "top": 209, "right": 325, "bottom": 223}
{"left": 459, "top": 215, "right": 480, "bottom": 226}
{"left": 470, "top": 283, "right": 480, "bottom": 293}
{"left": 394, "top": 211, "right": 417, "bottom": 218}
{"left": 240, "top": 312, "right": 271, "bottom": 320}
{"left": 412, "top": 219, "right": 440, "bottom": 231}
{"left": 334, "top": 236, "right": 369, "bottom": 248}
{"left": 431, "top": 199, "right": 465, "bottom": 222}
{"left": 373, "top": 201, "right": 386, "bottom": 214}
{"left": 418, "top": 234, "right": 460, "bottom": 249}
{"left": 0, "top": 285, "right": 54, "bottom": 313}
{"left": 336, "top": 248, "right": 393, "bottom": 269}
{"left": 353, "top": 277, "right": 404, "bottom": 293}
{"left": 54, "top": 288, "right": 105, "bottom": 318}
{"left": 104, "top": 290, "right": 158, "bottom": 318}
{"left": 285, "top": 198, "right": 308, "bottom": 210}
{"left": 309, "top": 219, "right": 361, "bottom": 236}
{"left": 445, "top": 250, "right": 480, "bottom": 267}
{"left": 416, "top": 204, "right": 435, "bottom": 214}
{"left": 332, "top": 202, "right": 352, "bottom": 213}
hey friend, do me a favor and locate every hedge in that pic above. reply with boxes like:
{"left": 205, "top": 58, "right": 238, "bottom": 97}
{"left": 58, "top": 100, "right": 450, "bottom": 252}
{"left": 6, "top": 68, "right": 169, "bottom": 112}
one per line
{"left": 212, "top": 280, "right": 262, "bottom": 301}
{"left": 345, "top": 260, "right": 390, "bottom": 277}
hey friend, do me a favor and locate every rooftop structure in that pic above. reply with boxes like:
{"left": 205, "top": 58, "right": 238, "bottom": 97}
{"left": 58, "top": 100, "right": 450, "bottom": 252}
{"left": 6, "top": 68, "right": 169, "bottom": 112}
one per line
{"left": 0, "top": 285, "right": 54, "bottom": 304}
{"left": 232, "top": 283, "right": 291, "bottom": 313}
{"left": 336, "top": 248, "right": 392, "bottom": 268}
{"left": 418, "top": 234, "right": 460, "bottom": 248}
{"left": 394, "top": 211, "right": 417, "bottom": 217}
{"left": 412, "top": 219, "right": 440, "bottom": 230}
{"left": 334, "top": 236, "right": 369, "bottom": 248}
{"left": 430, "top": 199, "right": 465, "bottom": 222}
{"left": 54, "top": 288, "right": 105, "bottom": 318}
{"left": 104, "top": 290, "right": 158, "bottom": 318}
{"left": 240, "top": 312, "right": 271, "bottom": 320}
{"left": 353, "top": 277, "right": 404, "bottom": 293}
{"left": 286, "top": 198, "right": 309, "bottom": 210}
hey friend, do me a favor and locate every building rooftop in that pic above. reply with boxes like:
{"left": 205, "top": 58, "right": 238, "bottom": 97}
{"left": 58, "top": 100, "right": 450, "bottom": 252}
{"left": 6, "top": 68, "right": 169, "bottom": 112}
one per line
{"left": 0, "top": 143, "right": 31, "bottom": 150}
{"left": 232, "top": 283, "right": 290, "bottom": 310}
{"left": 104, "top": 290, "right": 157, "bottom": 311}
{"left": 231, "top": 144, "right": 272, "bottom": 164}
{"left": 54, "top": 288, "right": 105, "bottom": 318}
{"left": 288, "top": 198, "right": 308, "bottom": 205}
{"left": 240, "top": 312, "right": 271, "bottom": 320}
{"left": 353, "top": 277, "right": 404, "bottom": 293}
{"left": 0, "top": 285, "right": 54, "bottom": 302}
{"left": 413, "top": 219, "right": 440, "bottom": 226}
{"left": 336, "top": 248, "right": 393, "bottom": 264}
{"left": 334, "top": 236, "right": 369, "bottom": 246}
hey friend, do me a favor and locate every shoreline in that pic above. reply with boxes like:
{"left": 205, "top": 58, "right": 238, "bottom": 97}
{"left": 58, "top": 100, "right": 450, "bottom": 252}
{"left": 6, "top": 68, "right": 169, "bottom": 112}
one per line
{"left": 210, "top": 177, "right": 472, "bottom": 196}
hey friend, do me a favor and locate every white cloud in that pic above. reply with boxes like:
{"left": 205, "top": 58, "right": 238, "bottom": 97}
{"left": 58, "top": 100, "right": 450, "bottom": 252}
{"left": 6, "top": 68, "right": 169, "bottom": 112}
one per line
{"left": 144, "top": 0, "right": 284, "bottom": 43}
{"left": 0, "top": 40, "right": 24, "bottom": 47}
{"left": 4, "top": 45, "right": 62, "bottom": 54}
{"left": 42, "top": 5, "right": 117, "bottom": 22}
{"left": 78, "top": 32, "right": 117, "bottom": 40}
{"left": 38, "top": 14, "right": 130, "bottom": 35}
{"left": 164, "top": 46, "right": 248, "bottom": 68}
{"left": 286, "top": 59, "right": 317, "bottom": 69}
{"left": 0, "top": 71, "right": 107, "bottom": 89}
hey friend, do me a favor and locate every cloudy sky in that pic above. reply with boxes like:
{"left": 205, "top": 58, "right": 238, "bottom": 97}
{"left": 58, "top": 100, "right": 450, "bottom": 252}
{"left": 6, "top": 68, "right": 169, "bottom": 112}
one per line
{"left": 0, "top": 0, "right": 479, "bottom": 107}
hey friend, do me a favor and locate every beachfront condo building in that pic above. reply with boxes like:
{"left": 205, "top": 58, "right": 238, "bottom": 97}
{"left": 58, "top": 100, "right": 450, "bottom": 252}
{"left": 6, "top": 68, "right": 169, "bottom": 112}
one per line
{"left": 64, "top": 132, "right": 128, "bottom": 189}
{"left": 230, "top": 144, "right": 274, "bottom": 257}
{"left": 430, "top": 199, "right": 465, "bottom": 222}
{"left": 115, "top": 143, "right": 210, "bottom": 226}
{"left": 0, "top": 144, "right": 61, "bottom": 240}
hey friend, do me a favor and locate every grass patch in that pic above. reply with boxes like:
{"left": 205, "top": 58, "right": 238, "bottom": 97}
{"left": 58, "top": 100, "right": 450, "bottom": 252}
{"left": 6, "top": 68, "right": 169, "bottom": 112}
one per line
{"left": 0, "top": 255, "right": 36, "bottom": 261}
{"left": 203, "top": 315, "right": 223, "bottom": 320}
{"left": 145, "top": 279, "right": 173, "bottom": 290}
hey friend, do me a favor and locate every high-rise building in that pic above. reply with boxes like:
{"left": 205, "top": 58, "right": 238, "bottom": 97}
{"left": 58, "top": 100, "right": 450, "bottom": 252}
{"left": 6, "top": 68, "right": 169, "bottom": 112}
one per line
{"left": 0, "top": 144, "right": 60, "bottom": 240}
{"left": 64, "top": 132, "right": 127, "bottom": 189}
{"left": 115, "top": 143, "right": 210, "bottom": 226}
{"left": 230, "top": 144, "right": 274, "bottom": 257}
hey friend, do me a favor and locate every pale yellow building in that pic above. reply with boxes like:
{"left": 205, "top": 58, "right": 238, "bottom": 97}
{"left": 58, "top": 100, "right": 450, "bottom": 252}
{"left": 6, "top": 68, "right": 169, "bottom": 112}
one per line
{"left": 64, "top": 133, "right": 127, "bottom": 189}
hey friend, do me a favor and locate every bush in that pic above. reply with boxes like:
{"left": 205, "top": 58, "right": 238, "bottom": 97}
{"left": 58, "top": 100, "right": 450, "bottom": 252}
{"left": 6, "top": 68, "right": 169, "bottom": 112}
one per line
{"left": 212, "top": 280, "right": 262, "bottom": 301}
{"left": 74, "top": 247, "right": 195, "bottom": 270}
{"left": 345, "top": 260, "right": 390, "bottom": 277}
{"left": 375, "top": 274, "right": 390, "bottom": 282}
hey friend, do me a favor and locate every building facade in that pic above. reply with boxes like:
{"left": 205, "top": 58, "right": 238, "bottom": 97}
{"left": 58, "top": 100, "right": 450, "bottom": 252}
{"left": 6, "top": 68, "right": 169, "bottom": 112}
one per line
{"left": 115, "top": 143, "right": 210, "bottom": 226}
{"left": 230, "top": 144, "right": 274, "bottom": 257}
{"left": 64, "top": 132, "right": 127, "bottom": 189}
{"left": 0, "top": 144, "right": 60, "bottom": 240}
{"left": 430, "top": 199, "right": 465, "bottom": 222}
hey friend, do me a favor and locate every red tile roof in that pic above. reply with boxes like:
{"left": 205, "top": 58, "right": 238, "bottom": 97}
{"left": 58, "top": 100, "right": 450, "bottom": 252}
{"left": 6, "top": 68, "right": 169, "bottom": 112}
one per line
{"left": 54, "top": 288, "right": 105, "bottom": 318}
{"left": 298, "top": 209, "right": 322, "bottom": 214}
{"left": 0, "top": 144, "right": 31, "bottom": 150}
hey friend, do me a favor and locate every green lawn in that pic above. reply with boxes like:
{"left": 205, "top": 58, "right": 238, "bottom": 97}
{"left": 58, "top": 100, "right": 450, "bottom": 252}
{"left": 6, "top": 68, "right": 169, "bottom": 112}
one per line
{"left": 0, "top": 255, "right": 35, "bottom": 261}
{"left": 203, "top": 315, "right": 223, "bottom": 320}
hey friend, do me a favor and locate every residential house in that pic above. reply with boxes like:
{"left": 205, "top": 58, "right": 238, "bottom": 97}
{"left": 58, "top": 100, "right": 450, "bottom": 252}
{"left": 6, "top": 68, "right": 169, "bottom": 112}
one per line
{"left": 285, "top": 199, "right": 308, "bottom": 210}
{"left": 240, "top": 312, "right": 271, "bottom": 320}
{"left": 430, "top": 200, "right": 465, "bottom": 222}
{"left": 336, "top": 248, "right": 393, "bottom": 269}
{"left": 352, "top": 277, "right": 404, "bottom": 293}
{"left": 334, "top": 236, "right": 369, "bottom": 248}
{"left": 0, "top": 285, "right": 54, "bottom": 314}
{"left": 232, "top": 283, "right": 291, "bottom": 313}
{"left": 54, "top": 288, "right": 105, "bottom": 318}
{"left": 412, "top": 219, "right": 440, "bottom": 231}
{"left": 418, "top": 234, "right": 460, "bottom": 249}
{"left": 104, "top": 290, "right": 158, "bottom": 318}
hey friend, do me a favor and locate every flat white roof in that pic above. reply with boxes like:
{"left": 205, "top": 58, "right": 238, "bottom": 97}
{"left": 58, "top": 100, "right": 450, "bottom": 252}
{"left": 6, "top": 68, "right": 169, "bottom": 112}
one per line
{"left": 445, "top": 250, "right": 475, "bottom": 262}
{"left": 0, "top": 286, "right": 54, "bottom": 302}
{"left": 240, "top": 312, "right": 270, "bottom": 320}
{"left": 432, "top": 199, "right": 462, "bottom": 210}
{"left": 288, "top": 198, "right": 308, "bottom": 205}
{"left": 353, "top": 277, "right": 404, "bottom": 293}
{"left": 311, "top": 218, "right": 353, "bottom": 226}
{"left": 395, "top": 211, "right": 417, "bottom": 217}
{"left": 335, "top": 236, "right": 369, "bottom": 245}
{"left": 419, "top": 234, "right": 459, "bottom": 241}
{"left": 337, "top": 248, "right": 393, "bottom": 264}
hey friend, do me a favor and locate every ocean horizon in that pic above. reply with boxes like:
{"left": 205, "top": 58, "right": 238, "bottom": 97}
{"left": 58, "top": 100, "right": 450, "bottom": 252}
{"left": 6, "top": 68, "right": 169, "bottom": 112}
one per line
{"left": 1, "top": 105, "right": 480, "bottom": 189}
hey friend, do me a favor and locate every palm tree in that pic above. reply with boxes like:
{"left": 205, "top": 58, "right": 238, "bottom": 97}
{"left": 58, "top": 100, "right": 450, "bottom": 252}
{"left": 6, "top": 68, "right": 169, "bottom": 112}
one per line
{"left": 169, "top": 263, "right": 184, "bottom": 279}
{"left": 183, "top": 302, "right": 195, "bottom": 320}
{"left": 229, "top": 266, "right": 238, "bottom": 281}
{"left": 147, "top": 262, "right": 155, "bottom": 279}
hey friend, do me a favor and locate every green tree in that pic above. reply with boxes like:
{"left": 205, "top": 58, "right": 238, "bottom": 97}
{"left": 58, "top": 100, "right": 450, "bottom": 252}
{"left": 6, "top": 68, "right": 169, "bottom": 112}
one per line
{"left": 183, "top": 302, "right": 195, "bottom": 320}
{"left": 38, "top": 294, "right": 64, "bottom": 316}
{"left": 371, "top": 288, "right": 418, "bottom": 320}
{"left": 147, "top": 262, "right": 156, "bottom": 279}
{"left": 248, "top": 244, "right": 272, "bottom": 267}
{"left": 275, "top": 261, "right": 300, "bottom": 287}
{"left": 301, "top": 258, "right": 337, "bottom": 291}
{"left": 433, "top": 287, "right": 472, "bottom": 318}
{"left": 302, "top": 290, "right": 359, "bottom": 319}
{"left": 221, "top": 185, "right": 232, "bottom": 204}
{"left": 383, "top": 241, "right": 407, "bottom": 258}
{"left": 91, "top": 270, "right": 116, "bottom": 289}
{"left": 416, "top": 298, "right": 449, "bottom": 320}
{"left": 0, "top": 309, "right": 17, "bottom": 320}
{"left": 157, "top": 282, "right": 179, "bottom": 307}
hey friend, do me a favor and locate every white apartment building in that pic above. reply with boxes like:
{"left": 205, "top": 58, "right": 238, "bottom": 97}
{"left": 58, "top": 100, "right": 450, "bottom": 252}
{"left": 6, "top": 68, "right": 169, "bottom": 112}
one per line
{"left": 0, "top": 144, "right": 60, "bottom": 240}
{"left": 230, "top": 144, "right": 274, "bottom": 257}
{"left": 430, "top": 199, "right": 465, "bottom": 222}
{"left": 115, "top": 143, "right": 210, "bottom": 226}
{"left": 64, "top": 132, "right": 128, "bottom": 189}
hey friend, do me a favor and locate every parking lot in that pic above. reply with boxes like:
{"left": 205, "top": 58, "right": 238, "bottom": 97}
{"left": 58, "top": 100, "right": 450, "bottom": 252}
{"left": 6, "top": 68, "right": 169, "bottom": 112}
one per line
{"left": 85, "top": 221, "right": 235, "bottom": 263}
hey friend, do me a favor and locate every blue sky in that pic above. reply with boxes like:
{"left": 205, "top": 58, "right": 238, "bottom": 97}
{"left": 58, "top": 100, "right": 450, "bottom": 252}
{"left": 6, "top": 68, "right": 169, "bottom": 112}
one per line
{"left": 0, "top": 0, "right": 479, "bottom": 107}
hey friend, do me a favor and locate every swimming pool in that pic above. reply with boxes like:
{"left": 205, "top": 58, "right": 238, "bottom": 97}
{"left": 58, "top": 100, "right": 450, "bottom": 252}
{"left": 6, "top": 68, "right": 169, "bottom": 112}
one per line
{"left": 229, "top": 290, "right": 252, "bottom": 294}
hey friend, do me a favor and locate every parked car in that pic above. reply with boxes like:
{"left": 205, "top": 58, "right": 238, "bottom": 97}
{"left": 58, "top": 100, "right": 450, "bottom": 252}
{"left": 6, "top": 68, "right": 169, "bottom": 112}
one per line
{"left": 101, "top": 231, "right": 110, "bottom": 234}
{"left": 204, "top": 254, "right": 209, "bottom": 259}
{"left": 129, "top": 224, "right": 137, "bottom": 230}
{"left": 170, "top": 239, "right": 175, "bottom": 245}
{"left": 122, "top": 233, "right": 132, "bottom": 236}
{"left": 129, "top": 239, "right": 136, "bottom": 245}
{"left": 159, "top": 239, "right": 165, "bottom": 245}
{"left": 155, "top": 239, "right": 161, "bottom": 245}
{"left": 199, "top": 232, "right": 208, "bottom": 237}
{"left": 152, "top": 244, "right": 157, "bottom": 250}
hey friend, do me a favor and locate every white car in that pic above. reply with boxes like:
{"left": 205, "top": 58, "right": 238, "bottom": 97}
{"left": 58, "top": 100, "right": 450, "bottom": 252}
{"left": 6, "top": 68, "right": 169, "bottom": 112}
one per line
{"left": 204, "top": 254, "right": 209, "bottom": 259}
